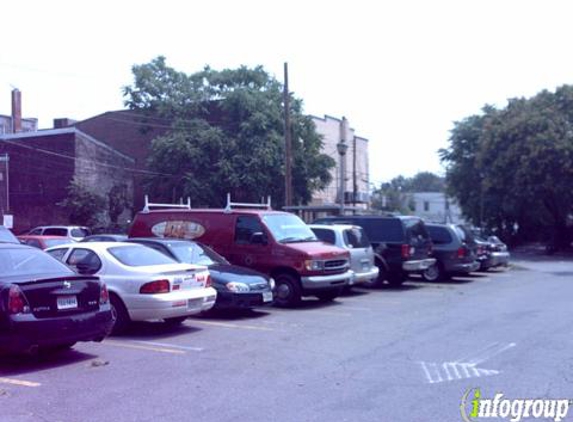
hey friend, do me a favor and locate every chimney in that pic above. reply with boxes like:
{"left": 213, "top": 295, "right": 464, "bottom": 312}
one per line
{"left": 11, "top": 89, "right": 22, "bottom": 133}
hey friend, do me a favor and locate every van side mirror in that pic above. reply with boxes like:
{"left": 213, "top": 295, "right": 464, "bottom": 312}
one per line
{"left": 250, "top": 232, "right": 267, "bottom": 245}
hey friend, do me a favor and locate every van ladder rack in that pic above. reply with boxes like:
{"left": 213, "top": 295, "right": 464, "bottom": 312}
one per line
{"left": 142, "top": 195, "right": 191, "bottom": 213}
{"left": 224, "top": 193, "right": 271, "bottom": 213}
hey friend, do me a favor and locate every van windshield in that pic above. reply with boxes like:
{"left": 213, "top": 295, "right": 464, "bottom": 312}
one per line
{"left": 263, "top": 214, "right": 318, "bottom": 243}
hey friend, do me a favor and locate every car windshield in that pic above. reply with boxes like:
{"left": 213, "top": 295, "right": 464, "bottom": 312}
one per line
{"left": 0, "top": 247, "right": 74, "bottom": 278}
{"left": 108, "top": 245, "right": 177, "bottom": 267}
{"left": 263, "top": 214, "right": 317, "bottom": 243}
{"left": 169, "top": 242, "right": 228, "bottom": 266}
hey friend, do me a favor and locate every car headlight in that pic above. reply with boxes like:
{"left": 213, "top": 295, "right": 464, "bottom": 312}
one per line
{"left": 226, "top": 282, "right": 250, "bottom": 293}
{"left": 304, "top": 260, "right": 324, "bottom": 271}
{"left": 269, "top": 278, "right": 276, "bottom": 290}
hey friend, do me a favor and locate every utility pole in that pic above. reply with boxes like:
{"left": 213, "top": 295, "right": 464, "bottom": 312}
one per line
{"left": 283, "top": 62, "right": 292, "bottom": 207}
{"left": 352, "top": 135, "right": 357, "bottom": 211}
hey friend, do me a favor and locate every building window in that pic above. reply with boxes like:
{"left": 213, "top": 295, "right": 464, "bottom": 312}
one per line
{"left": 424, "top": 201, "right": 430, "bottom": 212}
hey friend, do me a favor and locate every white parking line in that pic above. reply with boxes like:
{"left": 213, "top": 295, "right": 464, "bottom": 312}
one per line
{"left": 131, "top": 340, "right": 204, "bottom": 352}
{"left": 192, "top": 320, "right": 274, "bottom": 331}
{"left": 0, "top": 377, "right": 41, "bottom": 388}
{"left": 103, "top": 340, "right": 186, "bottom": 354}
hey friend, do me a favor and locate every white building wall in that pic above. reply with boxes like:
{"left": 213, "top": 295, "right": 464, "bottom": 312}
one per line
{"left": 310, "top": 115, "right": 370, "bottom": 207}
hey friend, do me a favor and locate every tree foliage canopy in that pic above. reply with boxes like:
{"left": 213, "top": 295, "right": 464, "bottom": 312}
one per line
{"left": 371, "top": 172, "right": 444, "bottom": 213}
{"left": 440, "top": 86, "right": 573, "bottom": 246}
{"left": 123, "top": 57, "right": 335, "bottom": 208}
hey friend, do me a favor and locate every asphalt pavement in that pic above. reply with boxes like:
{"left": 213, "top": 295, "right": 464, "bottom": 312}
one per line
{"left": 1, "top": 253, "right": 572, "bottom": 422}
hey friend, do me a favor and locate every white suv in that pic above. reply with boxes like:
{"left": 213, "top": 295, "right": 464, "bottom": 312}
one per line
{"left": 309, "top": 224, "right": 379, "bottom": 286}
{"left": 26, "top": 225, "right": 91, "bottom": 241}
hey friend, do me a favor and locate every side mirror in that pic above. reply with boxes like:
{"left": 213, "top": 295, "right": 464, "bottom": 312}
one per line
{"left": 250, "top": 232, "right": 267, "bottom": 245}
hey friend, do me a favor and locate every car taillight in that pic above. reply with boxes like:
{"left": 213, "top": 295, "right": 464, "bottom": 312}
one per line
{"left": 457, "top": 247, "right": 466, "bottom": 259}
{"left": 139, "top": 279, "right": 170, "bottom": 294}
{"left": 7, "top": 285, "right": 30, "bottom": 315}
{"left": 100, "top": 283, "right": 110, "bottom": 305}
{"left": 205, "top": 274, "right": 212, "bottom": 288}
{"left": 401, "top": 244, "right": 411, "bottom": 259}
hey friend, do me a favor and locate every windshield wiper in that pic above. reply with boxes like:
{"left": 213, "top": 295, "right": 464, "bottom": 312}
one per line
{"left": 279, "top": 236, "right": 317, "bottom": 243}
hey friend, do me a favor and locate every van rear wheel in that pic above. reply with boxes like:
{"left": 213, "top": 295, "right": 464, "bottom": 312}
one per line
{"left": 274, "top": 273, "right": 301, "bottom": 307}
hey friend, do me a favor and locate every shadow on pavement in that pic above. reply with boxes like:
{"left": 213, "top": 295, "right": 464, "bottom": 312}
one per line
{"left": 193, "top": 308, "right": 270, "bottom": 321}
{"left": 0, "top": 347, "right": 98, "bottom": 376}
{"left": 113, "top": 321, "right": 203, "bottom": 340}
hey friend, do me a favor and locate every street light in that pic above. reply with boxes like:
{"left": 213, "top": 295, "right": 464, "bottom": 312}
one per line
{"left": 336, "top": 139, "right": 348, "bottom": 214}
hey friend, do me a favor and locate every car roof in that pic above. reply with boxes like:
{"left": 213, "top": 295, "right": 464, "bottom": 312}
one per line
{"left": 138, "top": 209, "right": 290, "bottom": 217}
{"left": 129, "top": 237, "right": 190, "bottom": 243}
{"left": 45, "top": 241, "right": 142, "bottom": 251}
{"left": 18, "top": 234, "right": 70, "bottom": 239}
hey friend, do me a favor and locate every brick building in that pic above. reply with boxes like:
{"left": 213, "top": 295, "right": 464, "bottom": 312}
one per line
{"left": 0, "top": 127, "right": 134, "bottom": 233}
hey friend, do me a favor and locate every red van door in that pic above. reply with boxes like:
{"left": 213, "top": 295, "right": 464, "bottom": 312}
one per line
{"left": 229, "top": 215, "right": 272, "bottom": 273}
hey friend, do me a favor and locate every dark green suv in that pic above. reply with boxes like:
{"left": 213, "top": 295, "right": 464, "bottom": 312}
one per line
{"left": 312, "top": 216, "right": 435, "bottom": 286}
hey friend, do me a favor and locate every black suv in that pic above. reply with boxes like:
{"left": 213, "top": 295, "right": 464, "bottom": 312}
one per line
{"left": 312, "top": 216, "right": 435, "bottom": 286}
{"left": 423, "top": 224, "right": 480, "bottom": 281}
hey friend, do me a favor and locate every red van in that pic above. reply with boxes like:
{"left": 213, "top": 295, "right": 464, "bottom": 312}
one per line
{"left": 129, "top": 197, "right": 353, "bottom": 307}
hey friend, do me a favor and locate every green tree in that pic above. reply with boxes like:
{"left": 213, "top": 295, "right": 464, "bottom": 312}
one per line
{"left": 57, "top": 179, "right": 106, "bottom": 227}
{"left": 123, "top": 57, "right": 335, "bottom": 207}
{"left": 441, "top": 86, "right": 573, "bottom": 248}
{"left": 108, "top": 184, "right": 130, "bottom": 225}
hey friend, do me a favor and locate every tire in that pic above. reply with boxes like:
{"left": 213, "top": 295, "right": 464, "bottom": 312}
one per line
{"left": 274, "top": 273, "right": 302, "bottom": 307}
{"left": 110, "top": 294, "right": 131, "bottom": 334}
{"left": 315, "top": 289, "right": 340, "bottom": 302}
{"left": 164, "top": 316, "right": 187, "bottom": 326}
{"left": 422, "top": 263, "right": 442, "bottom": 282}
{"left": 387, "top": 272, "right": 406, "bottom": 286}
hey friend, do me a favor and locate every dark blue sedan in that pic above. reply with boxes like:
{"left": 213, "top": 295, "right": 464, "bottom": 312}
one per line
{"left": 128, "top": 238, "right": 275, "bottom": 309}
{"left": 0, "top": 243, "right": 114, "bottom": 355}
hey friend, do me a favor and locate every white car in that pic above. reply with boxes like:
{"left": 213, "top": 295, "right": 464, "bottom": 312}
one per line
{"left": 309, "top": 224, "right": 379, "bottom": 286}
{"left": 45, "top": 242, "right": 217, "bottom": 333}
{"left": 26, "top": 225, "right": 91, "bottom": 241}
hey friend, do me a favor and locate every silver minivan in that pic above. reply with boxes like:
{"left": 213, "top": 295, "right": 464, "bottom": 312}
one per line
{"left": 309, "top": 224, "right": 379, "bottom": 286}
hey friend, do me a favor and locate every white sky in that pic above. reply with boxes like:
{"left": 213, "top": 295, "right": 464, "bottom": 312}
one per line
{"left": 2, "top": 0, "right": 573, "bottom": 187}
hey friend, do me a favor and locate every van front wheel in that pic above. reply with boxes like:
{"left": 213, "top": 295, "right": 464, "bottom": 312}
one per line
{"left": 274, "top": 273, "right": 301, "bottom": 307}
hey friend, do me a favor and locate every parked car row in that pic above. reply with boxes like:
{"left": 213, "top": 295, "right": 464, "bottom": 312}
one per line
{"left": 0, "top": 197, "right": 510, "bottom": 356}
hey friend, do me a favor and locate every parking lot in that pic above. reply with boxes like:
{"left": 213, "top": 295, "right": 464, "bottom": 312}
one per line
{"left": 2, "top": 254, "right": 573, "bottom": 422}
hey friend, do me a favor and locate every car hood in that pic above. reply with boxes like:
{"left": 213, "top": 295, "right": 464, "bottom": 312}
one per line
{"left": 280, "top": 241, "right": 349, "bottom": 259}
{"left": 208, "top": 264, "right": 269, "bottom": 285}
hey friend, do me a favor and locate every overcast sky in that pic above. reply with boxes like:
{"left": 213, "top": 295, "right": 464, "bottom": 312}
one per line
{"left": 2, "top": 0, "right": 573, "bottom": 187}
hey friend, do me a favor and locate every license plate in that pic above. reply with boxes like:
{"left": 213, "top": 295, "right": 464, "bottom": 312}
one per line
{"left": 262, "top": 291, "right": 273, "bottom": 302}
{"left": 187, "top": 298, "right": 202, "bottom": 309}
{"left": 57, "top": 295, "right": 78, "bottom": 310}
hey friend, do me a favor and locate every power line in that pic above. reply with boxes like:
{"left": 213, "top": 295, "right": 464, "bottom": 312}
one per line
{"left": 0, "top": 139, "right": 175, "bottom": 177}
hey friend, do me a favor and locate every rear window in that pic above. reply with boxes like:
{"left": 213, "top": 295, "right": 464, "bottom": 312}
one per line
{"left": 71, "top": 228, "right": 90, "bottom": 238}
{"left": 0, "top": 227, "right": 19, "bottom": 243}
{"left": 311, "top": 228, "right": 336, "bottom": 245}
{"left": 403, "top": 218, "right": 430, "bottom": 240}
{"left": 0, "top": 247, "right": 74, "bottom": 278}
{"left": 108, "top": 245, "right": 177, "bottom": 267}
{"left": 427, "top": 226, "right": 453, "bottom": 245}
{"left": 354, "top": 219, "right": 404, "bottom": 243}
{"left": 344, "top": 228, "right": 370, "bottom": 248}
{"left": 44, "top": 238, "right": 72, "bottom": 248}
